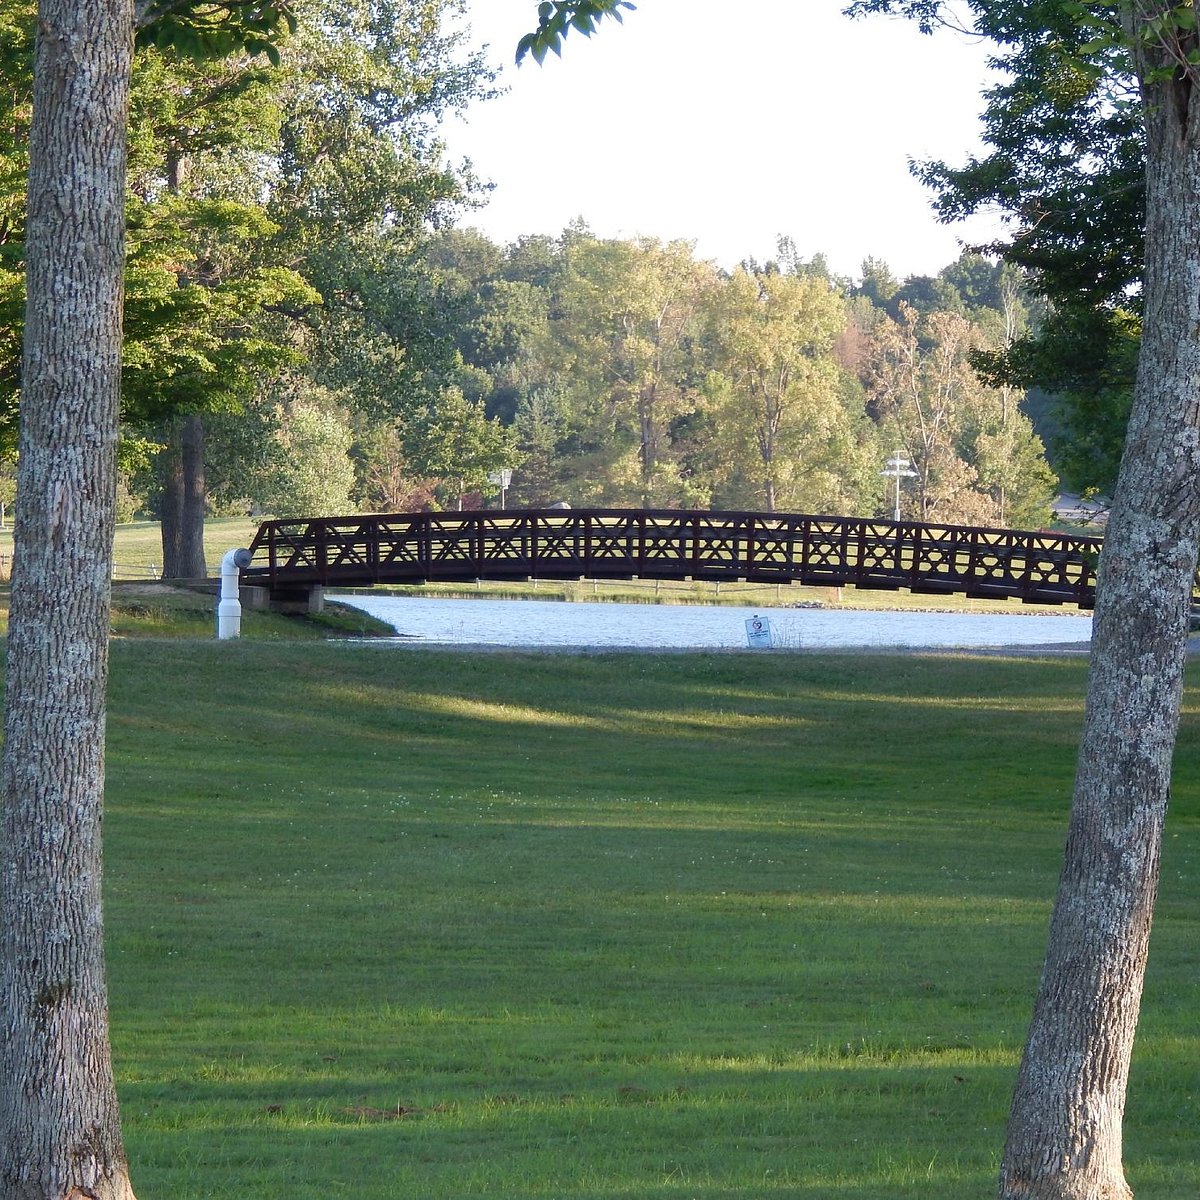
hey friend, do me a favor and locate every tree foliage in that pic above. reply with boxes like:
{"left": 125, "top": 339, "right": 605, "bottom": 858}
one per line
{"left": 516, "top": 0, "right": 635, "bottom": 64}
{"left": 418, "top": 227, "right": 1055, "bottom": 523}
{"left": 847, "top": 0, "right": 1143, "bottom": 495}
{"left": 136, "top": 0, "right": 299, "bottom": 64}
{"left": 702, "top": 267, "right": 853, "bottom": 513}
{"left": 123, "top": 0, "right": 493, "bottom": 560}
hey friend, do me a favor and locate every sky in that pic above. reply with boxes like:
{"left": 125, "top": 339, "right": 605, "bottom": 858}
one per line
{"left": 441, "top": 0, "right": 1007, "bottom": 283}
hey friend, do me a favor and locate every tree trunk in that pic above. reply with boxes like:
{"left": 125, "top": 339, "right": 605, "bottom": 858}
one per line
{"left": 159, "top": 413, "right": 207, "bottom": 579}
{"left": 763, "top": 476, "right": 776, "bottom": 513}
{"left": 180, "top": 413, "right": 207, "bottom": 574}
{"left": 158, "top": 437, "right": 184, "bottom": 575}
{"left": 998, "top": 14, "right": 1200, "bottom": 1197}
{"left": 639, "top": 386, "right": 657, "bottom": 503}
{"left": 0, "top": 2, "right": 136, "bottom": 1198}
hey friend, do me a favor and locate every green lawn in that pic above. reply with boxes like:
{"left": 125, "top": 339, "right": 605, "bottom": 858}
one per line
{"left": 107, "top": 516, "right": 267, "bottom": 579}
{"left": 92, "top": 642, "right": 1200, "bottom": 1198}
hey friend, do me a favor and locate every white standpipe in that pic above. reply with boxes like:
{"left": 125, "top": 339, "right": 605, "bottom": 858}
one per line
{"left": 217, "top": 547, "right": 253, "bottom": 640}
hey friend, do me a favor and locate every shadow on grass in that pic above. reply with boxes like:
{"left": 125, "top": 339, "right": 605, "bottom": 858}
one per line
{"left": 92, "top": 643, "right": 1200, "bottom": 1198}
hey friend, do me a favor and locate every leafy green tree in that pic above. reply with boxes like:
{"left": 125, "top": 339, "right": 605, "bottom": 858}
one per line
{"left": 420, "top": 227, "right": 554, "bottom": 422}
{"left": 0, "top": 7, "right": 313, "bottom": 571}
{"left": 0, "top": 4, "right": 296, "bottom": 1197}
{"left": 701, "top": 267, "right": 853, "bottom": 513}
{"left": 887, "top": 272, "right": 965, "bottom": 320}
{"left": 259, "top": 0, "right": 495, "bottom": 508}
{"left": 852, "top": 4, "right": 1200, "bottom": 1197}
{"left": 549, "top": 235, "right": 716, "bottom": 504}
{"left": 509, "top": 386, "right": 573, "bottom": 505}
{"left": 122, "top": 190, "right": 317, "bottom": 574}
{"left": 254, "top": 384, "right": 357, "bottom": 516}
{"left": 407, "top": 384, "right": 521, "bottom": 510}
{"left": 854, "top": 255, "right": 900, "bottom": 307}
{"left": 124, "top": 0, "right": 492, "bottom": 567}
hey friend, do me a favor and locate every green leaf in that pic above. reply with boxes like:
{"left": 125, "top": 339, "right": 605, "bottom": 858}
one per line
{"left": 136, "top": 1, "right": 297, "bottom": 63}
{"left": 517, "top": 1, "right": 635, "bottom": 65}
{"left": 516, "top": 32, "right": 537, "bottom": 62}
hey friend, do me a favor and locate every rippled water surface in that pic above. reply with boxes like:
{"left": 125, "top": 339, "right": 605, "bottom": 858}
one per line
{"left": 332, "top": 594, "right": 1092, "bottom": 651}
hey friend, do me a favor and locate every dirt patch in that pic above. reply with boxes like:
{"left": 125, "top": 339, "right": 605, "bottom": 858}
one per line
{"left": 111, "top": 582, "right": 198, "bottom": 598}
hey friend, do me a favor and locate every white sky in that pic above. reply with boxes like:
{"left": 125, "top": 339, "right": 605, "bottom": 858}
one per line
{"left": 442, "top": 0, "right": 1007, "bottom": 282}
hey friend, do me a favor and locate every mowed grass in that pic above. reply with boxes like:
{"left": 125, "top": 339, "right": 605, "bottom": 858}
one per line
{"left": 96, "top": 644, "right": 1200, "bottom": 1198}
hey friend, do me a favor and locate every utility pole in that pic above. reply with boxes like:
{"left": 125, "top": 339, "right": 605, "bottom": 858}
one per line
{"left": 880, "top": 452, "right": 917, "bottom": 522}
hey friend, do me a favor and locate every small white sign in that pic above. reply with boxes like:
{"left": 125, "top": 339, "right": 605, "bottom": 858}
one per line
{"left": 745, "top": 614, "right": 774, "bottom": 649}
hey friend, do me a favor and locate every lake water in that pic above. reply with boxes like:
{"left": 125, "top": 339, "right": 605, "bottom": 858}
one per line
{"left": 331, "top": 594, "right": 1093, "bottom": 651}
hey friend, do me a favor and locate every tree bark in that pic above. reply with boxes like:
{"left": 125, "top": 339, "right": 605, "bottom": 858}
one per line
{"left": 0, "top": 2, "right": 136, "bottom": 1199}
{"left": 158, "top": 438, "right": 184, "bottom": 576}
{"left": 158, "top": 413, "right": 207, "bottom": 579}
{"left": 999, "top": 10, "right": 1200, "bottom": 1197}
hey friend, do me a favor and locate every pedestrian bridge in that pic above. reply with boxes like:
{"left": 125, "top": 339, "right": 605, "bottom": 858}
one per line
{"left": 242, "top": 508, "right": 1102, "bottom": 610}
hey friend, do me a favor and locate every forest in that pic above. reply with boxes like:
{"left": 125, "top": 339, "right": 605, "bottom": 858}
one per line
{"left": 0, "top": 0, "right": 1065, "bottom": 575}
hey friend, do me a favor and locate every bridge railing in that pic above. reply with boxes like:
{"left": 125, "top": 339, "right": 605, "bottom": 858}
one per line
{"left": 244, "top": 508, "right": 1105, "bottom": 607}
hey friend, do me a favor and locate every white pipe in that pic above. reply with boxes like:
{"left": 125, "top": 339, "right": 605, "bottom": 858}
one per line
{"left": 217, "top": 547, "right": 252, "bottom": 640}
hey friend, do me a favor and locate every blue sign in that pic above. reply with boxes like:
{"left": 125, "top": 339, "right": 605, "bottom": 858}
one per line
{"left": 745, "top": 614, "right": 774, "bottom": 649}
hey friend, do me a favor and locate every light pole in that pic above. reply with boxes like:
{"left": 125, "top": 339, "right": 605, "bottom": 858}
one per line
{"left": 880, "top": 452, "right": 917, "bottom": 522}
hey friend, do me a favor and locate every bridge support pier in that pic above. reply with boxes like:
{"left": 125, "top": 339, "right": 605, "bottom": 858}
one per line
{"left": 268, "top": 584, "right": 325, "bottom": 615}
{"left": 239, "top": 584, "right": 270, "bottom": 611}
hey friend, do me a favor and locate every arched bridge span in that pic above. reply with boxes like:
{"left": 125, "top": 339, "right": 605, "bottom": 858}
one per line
{"left": 243, "top": 508, "right": 1103, "bottom": 609}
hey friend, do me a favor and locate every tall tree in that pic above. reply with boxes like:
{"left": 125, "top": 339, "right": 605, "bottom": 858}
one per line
{"left": 0, "top": 4, "right": 295, "bottom": 1196}
{"left": 125, "top": 43, "right": 295, "bottom": 577}
{"left": 120, "top": 0, "right": 490, "bottom": 572}
{"left": 999, "top": 4, "right": 1200, "bottom": 1195}
{"left": 850, "top": 2, "right": 1200, "bottom": 1196}
{"left": 551, "top": 236, "right": 714, "bottom": 504}
{"left": 702, "top": 266, "right": 851, "bottom": 512}
{"left": 0, "top": 3, "right": 135, "bottom": 1195}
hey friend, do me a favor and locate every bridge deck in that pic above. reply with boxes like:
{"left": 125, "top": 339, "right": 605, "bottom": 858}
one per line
{"left": 244, "top": 509, "right": 1103, "bottom": 608}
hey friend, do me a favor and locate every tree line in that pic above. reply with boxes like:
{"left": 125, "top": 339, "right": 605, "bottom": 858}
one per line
{"left": 419, "top": 229, "right": 1059, "bottom": 528}
{"left": 0, "top": 0, "right": 1063, "bottom": 580}
{"left": 0, "top": 0, "right": 495, "bottom": 575}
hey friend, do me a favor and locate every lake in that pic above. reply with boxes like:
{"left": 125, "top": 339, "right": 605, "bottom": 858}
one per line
{"left": 331, "top": 594, "right": 1093, "bottom": 651}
